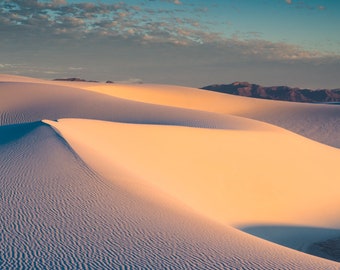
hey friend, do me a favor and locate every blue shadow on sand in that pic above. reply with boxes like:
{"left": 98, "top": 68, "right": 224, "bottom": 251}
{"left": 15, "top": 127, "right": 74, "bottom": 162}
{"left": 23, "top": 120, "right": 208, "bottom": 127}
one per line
{"left": 240, "top": 225, "right": 340, "bottom": 262}
{"left": 0, "top": 121, "right": 45, "bottom": 144}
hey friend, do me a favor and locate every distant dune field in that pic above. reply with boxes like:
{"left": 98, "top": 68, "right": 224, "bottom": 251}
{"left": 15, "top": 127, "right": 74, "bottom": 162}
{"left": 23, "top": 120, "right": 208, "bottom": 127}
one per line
{"left": 1, "top": 74, "right": 340, "bottom": 269}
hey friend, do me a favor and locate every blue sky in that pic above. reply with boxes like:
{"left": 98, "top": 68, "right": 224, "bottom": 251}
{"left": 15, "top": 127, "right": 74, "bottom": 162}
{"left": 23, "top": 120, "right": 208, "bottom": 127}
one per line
{"left": 1, "top": 0, "right": 339, "bottom": 88}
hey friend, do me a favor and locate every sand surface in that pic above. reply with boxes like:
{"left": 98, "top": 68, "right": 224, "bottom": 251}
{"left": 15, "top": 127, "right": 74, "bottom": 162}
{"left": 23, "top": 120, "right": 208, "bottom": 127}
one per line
{"left": 1, "top": 74, "right": 340, "bottom": 269}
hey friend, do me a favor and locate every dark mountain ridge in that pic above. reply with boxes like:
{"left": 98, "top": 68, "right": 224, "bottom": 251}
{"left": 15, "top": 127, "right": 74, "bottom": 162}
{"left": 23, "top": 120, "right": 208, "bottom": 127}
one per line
{"left": 201, "top": 82, "right": 340, "bottom": 103}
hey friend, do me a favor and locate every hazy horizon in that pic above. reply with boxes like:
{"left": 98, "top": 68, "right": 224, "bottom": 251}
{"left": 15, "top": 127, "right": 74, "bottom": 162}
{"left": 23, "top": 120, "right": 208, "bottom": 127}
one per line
{"left": 1, "top": 0, "right": 340, "bottom": 89}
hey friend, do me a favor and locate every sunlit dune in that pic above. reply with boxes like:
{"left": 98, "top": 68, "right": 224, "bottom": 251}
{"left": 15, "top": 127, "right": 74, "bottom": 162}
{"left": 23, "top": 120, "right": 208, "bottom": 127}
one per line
{"left": 44, "top": 118, "right": 340, "bottom": 227}
{"left": 83, "top": 83, "right": 340, "bottom": 148}
{"left": 1, "top": 74, "right": 340, "bottom": 269}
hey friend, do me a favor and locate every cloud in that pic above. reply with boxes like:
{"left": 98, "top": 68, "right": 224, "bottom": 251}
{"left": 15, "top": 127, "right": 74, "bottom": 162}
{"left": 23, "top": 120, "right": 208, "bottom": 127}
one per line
{"left": 115, "top": 78, "right": 144, "bottom": 84}
{"left": 154, "top": 0, "right": 182, "bottom": 4}
{"left": 0, "top": 0, "right": 338, "bottom": 66}
{"left": 0, "top": 63, "right": 15, "bottom": 68}
{"left": 68, "top": 67, "right": 84, "bottom": 71}
{"left": 43, "top": 70, "right": 62, "bottom": 74}
{"left": 0, "top": 1, "right": 228, "bottom": 47}
{"left": 285, "top": 1, "right": 327, "bottom": 11}
{"left": 52, "top": 0, "right": 67, "bottom": 6}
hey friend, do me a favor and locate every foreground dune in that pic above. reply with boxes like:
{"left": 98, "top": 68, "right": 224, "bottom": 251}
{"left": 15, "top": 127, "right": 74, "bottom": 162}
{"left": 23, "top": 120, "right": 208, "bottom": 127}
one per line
{"left": 45, "top": 118, "right": 340, "bottom": 228}
{"left": 1, "top": 74, "right": 340, "bottom": 269}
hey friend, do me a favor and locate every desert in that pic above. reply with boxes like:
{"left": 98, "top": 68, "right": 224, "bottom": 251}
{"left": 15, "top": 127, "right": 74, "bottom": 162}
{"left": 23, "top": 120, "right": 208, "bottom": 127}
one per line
{"left": 1, "top": 74, "right": 340, "bottom": 269}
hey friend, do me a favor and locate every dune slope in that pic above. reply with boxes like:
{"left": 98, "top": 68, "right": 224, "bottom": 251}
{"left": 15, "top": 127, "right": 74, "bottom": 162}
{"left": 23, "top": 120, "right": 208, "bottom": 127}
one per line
{"left": 84, "top": 83, "right": 340, "bottom": 148}
{"left": 45, "top": 118, "right": 340, "bottom": 228}
{"left": 0, "top": 81, "right": 269, "bottom": 131}
{"left": 0, "top": 122, "right": 339, "bottom": 269}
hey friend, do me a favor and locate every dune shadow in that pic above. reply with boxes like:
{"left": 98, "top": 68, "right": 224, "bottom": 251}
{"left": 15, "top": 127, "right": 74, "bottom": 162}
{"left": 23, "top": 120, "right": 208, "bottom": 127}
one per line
{"left": 308, "top": 236, "right": 340, "bottom": 262}
{"left": 0, "top": 121, "right": 45, "bottom": 144}
{"left": 240, "top": 225, "right": 340, "bottom": 262}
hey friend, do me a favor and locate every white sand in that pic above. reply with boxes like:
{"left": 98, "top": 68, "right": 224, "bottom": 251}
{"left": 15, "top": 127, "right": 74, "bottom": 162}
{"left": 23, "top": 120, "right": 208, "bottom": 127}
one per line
{"left": 83, "top": 82, "right": 340, "bottom": 148}
{"left": 1, "top": 74, "right": 340, "bottom": 269}
{"left": 45, "top": 118, "right": 340, "bottom": 227}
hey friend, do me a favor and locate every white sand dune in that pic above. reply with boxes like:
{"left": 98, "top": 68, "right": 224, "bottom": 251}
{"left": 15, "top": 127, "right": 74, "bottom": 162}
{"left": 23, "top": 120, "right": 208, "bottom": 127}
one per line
{"left": 45, "top": 118, "right": 340, "bottom": 228}
{"left": 83, "top": 83, "right": 340, "bottom": 148}
{"left": 1, "top": 74, "right": 340, "bottom": 269}
{"left": 0, "top": 81, "right": 270, "bottom": 131}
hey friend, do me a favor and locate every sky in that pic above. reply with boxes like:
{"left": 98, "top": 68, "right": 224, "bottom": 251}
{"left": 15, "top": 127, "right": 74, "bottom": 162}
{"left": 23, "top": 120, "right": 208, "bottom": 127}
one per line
{"left": 1, "top": 0, "right": 340, "bottom": 88}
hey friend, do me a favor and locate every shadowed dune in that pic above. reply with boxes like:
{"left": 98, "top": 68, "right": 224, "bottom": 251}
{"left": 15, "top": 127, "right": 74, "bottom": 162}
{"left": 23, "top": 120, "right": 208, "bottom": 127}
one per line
{"left": 0, "top": 121, "right": 41, "bottom": 144}
{"left": 309, "top": 237, "right": 340, "bottom": 262}
{"left": 241, "top": 225, "right": 340, "bottom": 260}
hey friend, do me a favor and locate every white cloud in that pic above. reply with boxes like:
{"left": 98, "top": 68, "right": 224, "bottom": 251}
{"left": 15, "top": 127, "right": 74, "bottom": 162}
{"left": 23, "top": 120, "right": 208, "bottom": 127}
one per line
{"left": 68, "top": 67, "right": 83, "bottom": 71}
{"left": 0, "top": 63, "right": 16, "bottom": 69}
{"left": 1, "top": 0, "right": 338, "bottom": 65}
{"left": 43, "top": 70, "right": 61, "bottom": 74}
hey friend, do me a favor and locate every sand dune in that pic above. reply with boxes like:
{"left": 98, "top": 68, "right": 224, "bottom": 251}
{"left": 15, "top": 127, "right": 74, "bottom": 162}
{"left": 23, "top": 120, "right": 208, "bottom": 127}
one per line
{"left": 45, "top": 118, "right": 340, "bottom": 228}
{"left": 0, "top": 121, "right": 338, "bottom": 269}
{"left": 84, "top": 83, "right": 340, "bottom": 148}
{"left": 0, "top": 81, "right": 271, "bottom": 131}
{"left": 1, "top": 74, "right": 340, "bottom": 269}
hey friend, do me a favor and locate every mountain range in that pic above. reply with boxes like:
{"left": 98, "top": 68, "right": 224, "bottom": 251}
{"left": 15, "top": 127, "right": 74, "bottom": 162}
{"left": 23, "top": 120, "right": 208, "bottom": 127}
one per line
{"left": 202, "top": 82, "right": 340, "bottom": 103}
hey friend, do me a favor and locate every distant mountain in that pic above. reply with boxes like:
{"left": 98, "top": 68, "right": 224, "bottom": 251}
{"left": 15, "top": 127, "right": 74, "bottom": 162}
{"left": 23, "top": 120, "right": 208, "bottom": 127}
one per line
{"left": 54, "top": 78, "right": 99, "bottom": 82}
{"left": 201, "top": 82, "right": 340, "bottom": 103}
